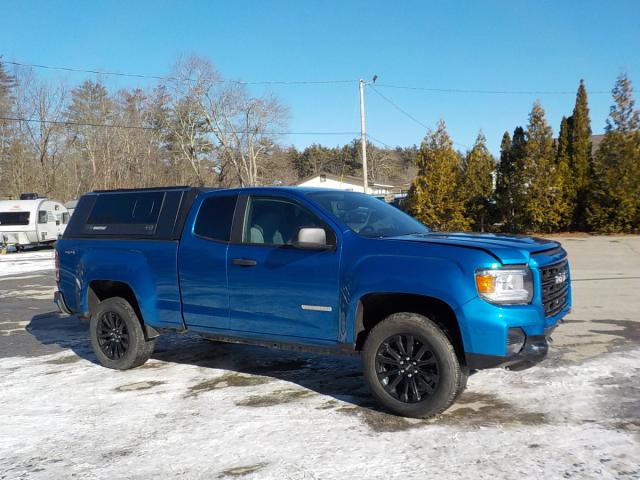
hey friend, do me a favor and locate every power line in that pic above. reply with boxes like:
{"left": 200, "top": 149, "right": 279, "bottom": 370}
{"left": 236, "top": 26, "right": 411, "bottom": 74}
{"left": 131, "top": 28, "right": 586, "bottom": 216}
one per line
{"left": 367, "top": 134, "right": 393, "bottom": 149}
{"left": 0, "top": 115, "right": 359, "bottom": 136}
{"left": 4, "top": 60, "right": 611, "bottom": 94}
{"left": 374, "top": 82, "right": 611, "bottom": 95}
{"left": 3, "top": 60, "right": 358, "bottom": 86}
{"left": 369, "top": 85, "right": 428, "bottom": 129}
{"left": 368, "top": 85, "right": 470, "bottom": 149}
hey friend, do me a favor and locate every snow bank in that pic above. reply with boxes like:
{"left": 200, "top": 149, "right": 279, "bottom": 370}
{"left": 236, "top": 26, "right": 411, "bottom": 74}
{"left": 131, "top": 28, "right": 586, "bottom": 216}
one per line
{"left": 0, "top": 250, "right": 54, "bottom": 278}
{"left": 0, "top": 340, "right": 638, "bottom": 479}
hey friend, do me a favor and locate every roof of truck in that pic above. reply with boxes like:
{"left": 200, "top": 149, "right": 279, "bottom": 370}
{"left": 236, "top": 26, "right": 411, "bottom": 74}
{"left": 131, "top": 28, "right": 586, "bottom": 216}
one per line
{"left": 90, "top": 186, "right": 362, "bottom": 195}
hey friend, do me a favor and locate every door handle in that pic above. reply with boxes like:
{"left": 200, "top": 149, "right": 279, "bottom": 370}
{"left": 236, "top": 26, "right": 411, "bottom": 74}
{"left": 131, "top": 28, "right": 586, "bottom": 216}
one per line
{"left": 232, "top": 258, "right": 257, "bottom": 267}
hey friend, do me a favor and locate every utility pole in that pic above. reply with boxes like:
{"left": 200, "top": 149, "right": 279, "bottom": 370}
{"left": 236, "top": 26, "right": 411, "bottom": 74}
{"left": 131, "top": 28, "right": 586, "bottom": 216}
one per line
{"left": 359, "top": 79, "right": 368, "bottom": 194}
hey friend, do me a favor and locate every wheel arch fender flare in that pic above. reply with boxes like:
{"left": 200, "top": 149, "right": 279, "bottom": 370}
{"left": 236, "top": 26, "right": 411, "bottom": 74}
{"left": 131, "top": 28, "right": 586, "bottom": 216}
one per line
{"left": 78, "top": 249, "right": 160, "bottom": 338}
{"left": 342, "top": 255, "right": 477, "bottom": 353}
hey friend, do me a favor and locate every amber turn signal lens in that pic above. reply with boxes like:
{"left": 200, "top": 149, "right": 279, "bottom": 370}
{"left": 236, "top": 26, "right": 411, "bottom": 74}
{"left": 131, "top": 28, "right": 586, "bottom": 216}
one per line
{"left": 475, "top": 274, "right": 495, "bottom": 294}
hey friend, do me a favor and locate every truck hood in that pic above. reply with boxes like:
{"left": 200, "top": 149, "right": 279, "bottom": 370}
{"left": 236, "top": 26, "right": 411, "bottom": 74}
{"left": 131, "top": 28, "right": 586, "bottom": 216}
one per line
{"left": 387, "top": 232, "right": 560, "bottom": 265}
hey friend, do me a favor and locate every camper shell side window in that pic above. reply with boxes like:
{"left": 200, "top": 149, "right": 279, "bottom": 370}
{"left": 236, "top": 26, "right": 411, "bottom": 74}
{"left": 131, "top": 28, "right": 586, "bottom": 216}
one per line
{"left": 63, "top": 188, "right": 198, "bottom": 240}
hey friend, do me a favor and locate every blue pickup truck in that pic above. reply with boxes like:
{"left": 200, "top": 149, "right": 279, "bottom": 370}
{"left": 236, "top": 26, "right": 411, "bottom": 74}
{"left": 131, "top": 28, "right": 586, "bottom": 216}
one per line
{"left": 54, "top": 186, "right": 571, "bottom": 418}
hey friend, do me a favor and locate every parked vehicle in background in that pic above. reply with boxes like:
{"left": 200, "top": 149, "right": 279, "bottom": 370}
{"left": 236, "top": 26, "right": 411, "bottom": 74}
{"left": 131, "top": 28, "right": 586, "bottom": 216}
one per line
{"left": 54, "top": 186, "right": 571, "bottom": 418}
{"left": 64, "top": 199, "right": 78, "bottom": 218}
{"left": 0, "top": 197, "right": 69, "bottom": 250}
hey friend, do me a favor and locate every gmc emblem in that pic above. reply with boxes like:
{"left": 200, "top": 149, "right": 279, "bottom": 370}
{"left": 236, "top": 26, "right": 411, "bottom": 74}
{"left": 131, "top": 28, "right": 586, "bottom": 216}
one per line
{"left": 554, "top": 271, "right": 568, "bottom": 284}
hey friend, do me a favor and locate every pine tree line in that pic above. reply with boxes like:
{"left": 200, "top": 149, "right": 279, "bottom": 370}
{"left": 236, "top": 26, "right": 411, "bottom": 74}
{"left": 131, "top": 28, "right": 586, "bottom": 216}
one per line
{"left": 407, "top": 74, "right": 640, "bottom": 234}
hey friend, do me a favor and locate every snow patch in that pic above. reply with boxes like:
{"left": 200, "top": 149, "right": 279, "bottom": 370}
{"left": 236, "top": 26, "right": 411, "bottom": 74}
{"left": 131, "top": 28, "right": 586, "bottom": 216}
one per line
{"left": 0, "top": 345, "right": 638, "bottom": 479}
{"left": 0, "top": 250, "right": 54, "bottom": 278}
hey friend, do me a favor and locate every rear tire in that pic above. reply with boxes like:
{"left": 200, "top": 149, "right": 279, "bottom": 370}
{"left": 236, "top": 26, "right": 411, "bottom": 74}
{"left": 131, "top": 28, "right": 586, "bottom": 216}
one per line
{"left": 90, "top": 297, "right": 155, "bottom": 370}
{"left": 362, "top": 312, "right": 465, "bottom": 418}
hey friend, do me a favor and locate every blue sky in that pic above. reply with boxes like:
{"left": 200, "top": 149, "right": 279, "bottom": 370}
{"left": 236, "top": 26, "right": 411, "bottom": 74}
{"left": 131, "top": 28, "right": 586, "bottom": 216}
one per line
{"left": 2, "top": 1, "right": 639, "bottom": 154}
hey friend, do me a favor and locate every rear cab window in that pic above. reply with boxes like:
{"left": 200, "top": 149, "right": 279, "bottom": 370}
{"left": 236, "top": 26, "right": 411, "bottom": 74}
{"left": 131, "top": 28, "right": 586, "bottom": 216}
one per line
{"left": 194, "top": 194, "right": 238, "bottom": 242}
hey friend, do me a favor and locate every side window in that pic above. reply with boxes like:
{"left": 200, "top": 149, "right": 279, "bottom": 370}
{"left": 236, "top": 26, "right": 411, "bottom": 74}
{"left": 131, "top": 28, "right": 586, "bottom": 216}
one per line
{"left": 194, "top": 194, "right": 238, "bottom": 242}
{"left": 38, "top": 211, "right": 48, "bottom": 224}
{"left": 62, "top": 213, "right": 69, "bottom": 224}
{"left": 242, "top": 196, "right": 325, "bottom": 246}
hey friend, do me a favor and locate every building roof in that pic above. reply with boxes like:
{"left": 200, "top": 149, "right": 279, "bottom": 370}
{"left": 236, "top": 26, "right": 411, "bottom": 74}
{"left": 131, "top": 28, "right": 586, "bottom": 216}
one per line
{"left": 296, "top": 172, "right": 395, "bottom": 188}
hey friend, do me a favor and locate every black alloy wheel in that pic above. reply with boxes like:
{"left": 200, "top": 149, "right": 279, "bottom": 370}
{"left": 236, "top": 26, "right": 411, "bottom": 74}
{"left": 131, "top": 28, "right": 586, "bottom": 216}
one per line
{"left": 375, "top": 334, "right": 439, "bottom": 403}
{"left": 89, "top": 296, "right": 155, "bottom": 370}
{"left": 97, "top": 311, "right": 130, "bottom": 360}
{"left": 362, "top": 312, "right": 466, "bottom": 418}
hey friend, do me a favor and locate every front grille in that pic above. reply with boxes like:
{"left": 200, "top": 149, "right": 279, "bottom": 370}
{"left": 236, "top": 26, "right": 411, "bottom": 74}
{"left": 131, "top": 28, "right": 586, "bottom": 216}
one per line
{"left": 540, "top": 259, "right": 569, "bottom": 317}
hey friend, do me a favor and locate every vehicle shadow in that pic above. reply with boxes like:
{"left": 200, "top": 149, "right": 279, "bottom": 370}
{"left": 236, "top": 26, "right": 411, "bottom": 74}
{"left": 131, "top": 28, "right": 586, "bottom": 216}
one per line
{"left": 27, "top": 311, "right": 378, "bottom": 412}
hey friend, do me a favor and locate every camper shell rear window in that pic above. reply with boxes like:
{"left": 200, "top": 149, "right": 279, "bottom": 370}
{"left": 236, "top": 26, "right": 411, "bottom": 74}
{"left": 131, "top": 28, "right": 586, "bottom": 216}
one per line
{"left": 63, "top": 188, "right": 199, "bottom": 240}
{"left": 0, "top": 212, "right": 30, "bottom": 226}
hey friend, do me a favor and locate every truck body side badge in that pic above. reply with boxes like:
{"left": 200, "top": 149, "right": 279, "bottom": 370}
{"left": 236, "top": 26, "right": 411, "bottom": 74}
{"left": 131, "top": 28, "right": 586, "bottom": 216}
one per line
{"left": 301, "top": 305, "right": 333, "bottom": 312}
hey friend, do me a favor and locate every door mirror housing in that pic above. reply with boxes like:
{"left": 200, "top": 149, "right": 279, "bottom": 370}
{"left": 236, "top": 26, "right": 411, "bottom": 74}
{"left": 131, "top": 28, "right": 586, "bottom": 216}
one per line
{"left": 294, "top": 227, "right": 332, "bottom": 250}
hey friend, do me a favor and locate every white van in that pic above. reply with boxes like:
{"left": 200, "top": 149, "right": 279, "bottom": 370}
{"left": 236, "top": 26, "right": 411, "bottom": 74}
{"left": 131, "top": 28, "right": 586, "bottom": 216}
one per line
{"left": 0, "top": 198, "right": 69, "bottom": 249}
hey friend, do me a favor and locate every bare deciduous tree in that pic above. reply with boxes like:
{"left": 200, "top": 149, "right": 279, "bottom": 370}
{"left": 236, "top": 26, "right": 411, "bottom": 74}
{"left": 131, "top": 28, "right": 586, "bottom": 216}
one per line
{"left": 165, "top": 55, "right": 289, "bottom": 187}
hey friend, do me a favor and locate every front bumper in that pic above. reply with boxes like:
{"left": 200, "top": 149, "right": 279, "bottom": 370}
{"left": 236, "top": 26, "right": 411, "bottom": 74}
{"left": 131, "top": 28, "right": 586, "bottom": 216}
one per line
{"left": 54, "top": 290, "right": 72, "bottom": 315}
{"left": 465, "top": 333, "right": 550, "bottom": 371}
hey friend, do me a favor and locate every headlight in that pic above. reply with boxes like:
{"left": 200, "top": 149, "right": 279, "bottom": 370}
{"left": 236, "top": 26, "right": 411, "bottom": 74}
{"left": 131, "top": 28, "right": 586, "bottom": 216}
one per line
{"left": 475, "top": 267, "right": 533, "bottom": 305}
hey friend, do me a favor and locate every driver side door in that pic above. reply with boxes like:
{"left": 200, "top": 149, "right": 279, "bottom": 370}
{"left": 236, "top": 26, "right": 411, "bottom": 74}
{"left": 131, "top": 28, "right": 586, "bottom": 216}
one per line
{"left": 227, "top": 194, "right": 341, "bottom": 342}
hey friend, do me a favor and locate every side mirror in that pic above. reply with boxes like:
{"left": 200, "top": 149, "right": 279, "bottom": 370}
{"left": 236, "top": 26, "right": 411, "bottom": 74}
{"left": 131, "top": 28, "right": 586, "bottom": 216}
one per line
{"left": 294, "top": 227, "right": 332, "bottom": 250}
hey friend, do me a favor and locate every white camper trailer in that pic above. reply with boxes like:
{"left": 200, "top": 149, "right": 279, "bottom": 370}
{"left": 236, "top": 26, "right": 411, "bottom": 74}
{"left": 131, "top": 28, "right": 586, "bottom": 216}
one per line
{"left": 0, "top": 198, "right": 69, "bottom": 249}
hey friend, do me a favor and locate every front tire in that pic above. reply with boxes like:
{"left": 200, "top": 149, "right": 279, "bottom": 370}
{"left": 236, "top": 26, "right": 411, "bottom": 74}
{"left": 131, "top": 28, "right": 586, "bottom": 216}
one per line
{"left": 89, "top": 297, "right": 155, "bottom": 370}
{"left": 362, "top": 312, "right": 465, "bottom": 418}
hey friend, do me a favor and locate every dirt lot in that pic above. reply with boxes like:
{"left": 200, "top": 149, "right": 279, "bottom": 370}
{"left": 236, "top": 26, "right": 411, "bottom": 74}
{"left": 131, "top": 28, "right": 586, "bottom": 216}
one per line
{"left": 0, "top": 237, "right": 639, "bottom": 479}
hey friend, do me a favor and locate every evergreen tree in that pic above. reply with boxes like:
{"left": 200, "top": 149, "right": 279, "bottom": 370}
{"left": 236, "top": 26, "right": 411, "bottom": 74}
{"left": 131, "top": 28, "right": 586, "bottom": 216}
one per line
{"left": 506, "top": 126, "right": 528, "bottom": 231}
{"left": 556, "top": 116, "right": 571, "bottom": 170}
{"left": 587, "top": 73, "right": 640, "bottom": 232}
{"left": 606, "top": 72, "right": 640, "bottom": 133}
{"left": 292, "top": 143, "right": 342, "bottom": 179}
{"left": 555, "top": 116, "right": 574, "bottom": 229}
{"left": 406, "top": 120, "right": 470, "bottom": 231}
{"left": 567, "top": 80, "right": 592, "bottom": 229}
{"left": 495, "top": 131, "right": 513, "bottom": 229}
{"left": 461, "top": 132, "right": 495, "bottom": 231}
{"left": 496, "top": 128, "right": 529, "bottom": 232}
{"left": 521, "top": 101, "right": 570, "bottom": 232}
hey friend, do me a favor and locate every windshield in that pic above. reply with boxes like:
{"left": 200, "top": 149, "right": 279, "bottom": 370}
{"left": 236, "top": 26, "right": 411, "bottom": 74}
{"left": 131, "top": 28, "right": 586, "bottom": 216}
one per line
{"left": 307, "top": 191, "right": 429, "bottom": 238}
{"left": 0, "top": 211, "right": 30, "bottom": 226}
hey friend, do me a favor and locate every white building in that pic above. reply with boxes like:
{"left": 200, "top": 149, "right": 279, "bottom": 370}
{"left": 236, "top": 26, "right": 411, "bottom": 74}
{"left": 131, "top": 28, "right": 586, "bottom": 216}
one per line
{"left": 296, "top": 173, "right": 396, "bottom": 195}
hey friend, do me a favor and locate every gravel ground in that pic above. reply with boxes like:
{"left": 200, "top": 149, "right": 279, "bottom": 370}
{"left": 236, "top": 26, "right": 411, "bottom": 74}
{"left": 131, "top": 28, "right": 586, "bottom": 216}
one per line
{"left": 0, "top": 237, "right": 638, "bottom": 479}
